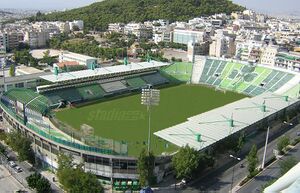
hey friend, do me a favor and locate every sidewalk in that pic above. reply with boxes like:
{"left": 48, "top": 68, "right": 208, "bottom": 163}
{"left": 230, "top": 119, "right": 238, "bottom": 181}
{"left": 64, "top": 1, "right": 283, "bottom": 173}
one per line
{"left": 40, "top": 170, "right": 63, "bottom": 193}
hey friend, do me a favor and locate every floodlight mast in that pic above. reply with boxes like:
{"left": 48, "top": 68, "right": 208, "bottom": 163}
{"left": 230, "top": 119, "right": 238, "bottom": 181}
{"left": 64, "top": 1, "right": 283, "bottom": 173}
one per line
{"left": 141, "top": 84, "right": 160, "bottom": 153}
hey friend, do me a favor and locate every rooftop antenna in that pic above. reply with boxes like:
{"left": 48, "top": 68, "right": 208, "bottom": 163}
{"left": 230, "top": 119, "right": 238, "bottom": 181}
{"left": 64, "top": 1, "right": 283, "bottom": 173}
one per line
{"left": 146, "top": 52, "right": 151, "bottom": 63}
{"left": 169, "top": 128, "right": 217, "bottom": 149}
{"left": 53, "top": 65, "right": 59, "bottom": 80}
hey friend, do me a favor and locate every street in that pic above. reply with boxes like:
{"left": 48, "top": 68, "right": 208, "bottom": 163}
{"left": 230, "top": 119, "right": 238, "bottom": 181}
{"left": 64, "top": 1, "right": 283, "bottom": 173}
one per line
{"left": 0, "top": 164, "right": 29, "bottom": 193}
{"left": 237, "top": 144, "right": 300, "bottom": 193}
{"left": 0, "top": 146, "right": 63, "bottom": 193}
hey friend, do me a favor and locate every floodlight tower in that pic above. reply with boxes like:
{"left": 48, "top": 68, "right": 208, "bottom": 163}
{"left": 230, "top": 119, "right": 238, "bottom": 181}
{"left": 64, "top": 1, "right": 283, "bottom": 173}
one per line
{"left": 141, "top": 84, "right": 160, "bottom": 153}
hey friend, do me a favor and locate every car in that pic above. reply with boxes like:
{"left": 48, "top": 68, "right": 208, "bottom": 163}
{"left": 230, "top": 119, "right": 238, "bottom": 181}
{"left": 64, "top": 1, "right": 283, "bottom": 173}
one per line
{"left": 14, "top": 166, "right": 22, "bottom": 173}
{"left": 8, "top": 161, "right": 16, "bottom": 168}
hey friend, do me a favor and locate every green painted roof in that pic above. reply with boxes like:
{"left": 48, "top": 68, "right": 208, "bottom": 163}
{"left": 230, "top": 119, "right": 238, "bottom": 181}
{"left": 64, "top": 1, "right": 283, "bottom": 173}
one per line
{"left": 3, "top": 88, "right": 50, "bottom": 115}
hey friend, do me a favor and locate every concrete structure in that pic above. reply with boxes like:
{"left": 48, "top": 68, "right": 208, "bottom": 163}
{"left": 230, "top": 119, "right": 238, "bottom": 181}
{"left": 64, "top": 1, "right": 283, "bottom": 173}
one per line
{"left": 264, "top": 162, "right": 300, "bottom": 193}
{"left": 235, "top": 40, "right": 264, "bottom": 62}
{"left": 7, "top": 32, "right": 23, "bottom": 50}
{"left": 0, "top": 32, "right": 8, "bottom": 53}
{"left": 108, "top": 23, "right": 125, "bottom": 34}
{"left": 124, "top": 23, "right": 152, "bottom": 39}
{"left": 275, "top": 52, "right": 300, "bottom": 72}
{"left": 153, "top": 26, "right": 172, "bottom": 44}
{"left": 188, "top": 41, "right": 209, "bottom": 62}
{"left": 59, "top": 51, "right": 97, "bottom": 67}
{"left": 209, "top": 35, "right": 235, "bottom": 58}
{"left": 173, "top": 29, "right": 206, "bottom": 45}
{"left": 0, "top": 72, "right": 51, "bottom": 93}
{"left": 260, "top": 45, "right": 279, "bottom": 66}
{"left": 24, "top": 31, "right": 49, "bottom": 48}
{"left": 15, "top": 65, "right": 43, "bottom": 75}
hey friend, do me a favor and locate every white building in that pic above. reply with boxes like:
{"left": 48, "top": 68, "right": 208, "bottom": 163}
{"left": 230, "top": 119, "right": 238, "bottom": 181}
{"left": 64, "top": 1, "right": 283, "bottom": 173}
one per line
{"left": 153, "top": 26, "right": 172, "bottom": 44}
{"left": 69, "top": 20, "right": 84, "bottom": 31}
{"left": 124, "top": 23, "right": 152, "bottom": 39}
{"left": 59, "top": 51, "right": 97, "bottom": 68}
{"left": 173, "top": 29, "right": 206, "bottom": 45}
{"left": 235, "top": 40, "right": 264, "bottom": 61}
{"left": 108, "top": 23, "right": 125, "bottom": 34}
{"left": 209, "top": 36, "right": 235, "bottom": 58}
{"left": 24, "top": 31, "right": 49, "bottom": 48}
{"left": 275, "top": 52, "right": 300, "bottom": 72}
{"left": 260, "top": 45, "right": 279, "bottom": 66}
{"left": 0, "top": 33, "right": 8, "bottom": 53}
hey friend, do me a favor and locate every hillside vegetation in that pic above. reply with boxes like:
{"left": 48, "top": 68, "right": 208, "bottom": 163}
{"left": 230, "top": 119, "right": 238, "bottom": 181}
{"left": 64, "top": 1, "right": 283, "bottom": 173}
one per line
{"left": 32, "top": 0, "right": 244, "bottom": 30}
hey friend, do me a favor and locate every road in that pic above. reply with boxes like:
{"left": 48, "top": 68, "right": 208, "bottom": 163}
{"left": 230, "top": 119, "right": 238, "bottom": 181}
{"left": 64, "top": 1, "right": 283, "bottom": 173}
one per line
{"left": 0, "top": 144, "right": 63, "bottom": 193}
{"left": 176, "top": 122, "right": 300, "bottom": 193}
{"left": 0, "top": 164, "right": 29, "bottom": 193}
{"left": 237, "top": 144, "right": 300, "bottom": 193}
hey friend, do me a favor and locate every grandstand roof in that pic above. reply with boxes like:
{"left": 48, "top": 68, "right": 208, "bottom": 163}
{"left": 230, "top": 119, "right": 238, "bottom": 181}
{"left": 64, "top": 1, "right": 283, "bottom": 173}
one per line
{"left": 0, "top": 72, "right": 51, "bottom": 85}
{"left": 154, "top": 92, "right": 299, "bottom": 151}
{"left": 61, "top": 51, "right": 96, "bottom": 60}
{"left": 40, "top": 61, "right": 169, "bottom": 83}
{"left": 3, "top": 88, "right": 51, "bottom": 115}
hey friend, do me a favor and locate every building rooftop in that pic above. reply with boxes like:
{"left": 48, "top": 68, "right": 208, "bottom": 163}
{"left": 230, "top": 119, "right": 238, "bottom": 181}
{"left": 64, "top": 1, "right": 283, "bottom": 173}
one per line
{"left": 154, "top": 92, "right": 299, "bottom": 151}
{"left": 16, "top": 65, "right": 43, "bottom": 75}
{"left": 56, "top": 61, "right": 79, "bottom": 68}
{"left": 61, "top": 51, "right": 96, "bottom": 60}
{"left": 40, "top": 61, "right": 169, "bottom": 83}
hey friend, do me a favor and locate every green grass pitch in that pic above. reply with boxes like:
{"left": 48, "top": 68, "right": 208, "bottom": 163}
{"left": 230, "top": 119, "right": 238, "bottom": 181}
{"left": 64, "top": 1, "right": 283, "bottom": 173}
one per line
{"left": 55, "top": 84, "right": 245, "bottom": 156}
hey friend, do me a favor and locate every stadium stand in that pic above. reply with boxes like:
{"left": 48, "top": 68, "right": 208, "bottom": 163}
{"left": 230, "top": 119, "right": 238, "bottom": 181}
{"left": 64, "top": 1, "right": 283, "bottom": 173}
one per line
{"left": 1, "top": 88, "right": 50, "bottom": 115}
{"left": 142, "top": 73, "right": 169, "bottom": 86}
{"left": 198, "top": 58, "right": 295, "bottom": 96}
{"left": 161, "top": 62, "right": 193, "bottom": 82}
{"left": 100, "top": 81, "right": 129, "bottom": 93}
{"left": 126, "top": 77, "right": 147, "bottom": 90}
{"left": 76, "top": 84, "right": 106, "bottom": 100}
{"left": 44, "top": 87, "right": 82, "bottom": 104}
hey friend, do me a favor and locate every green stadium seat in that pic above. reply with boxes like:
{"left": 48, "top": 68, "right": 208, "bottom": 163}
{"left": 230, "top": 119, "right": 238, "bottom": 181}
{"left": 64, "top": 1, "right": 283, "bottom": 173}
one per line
{"left": 126, "top": 77, "right": 147, "bottom": 90}
{"left": 198, "top": 59, "right": 295, "bottom": 96}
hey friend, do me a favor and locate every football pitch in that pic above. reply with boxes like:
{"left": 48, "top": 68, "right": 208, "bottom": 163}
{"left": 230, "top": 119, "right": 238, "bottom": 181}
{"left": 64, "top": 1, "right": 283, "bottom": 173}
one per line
{"left": 55, "top": 84, "right": 245, "bottom": 156}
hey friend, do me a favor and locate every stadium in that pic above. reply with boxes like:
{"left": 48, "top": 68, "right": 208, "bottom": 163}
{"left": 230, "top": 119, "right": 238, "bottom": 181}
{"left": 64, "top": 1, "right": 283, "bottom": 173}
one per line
{"left": 1, "top": 56, "right": 300, "bottom": 190}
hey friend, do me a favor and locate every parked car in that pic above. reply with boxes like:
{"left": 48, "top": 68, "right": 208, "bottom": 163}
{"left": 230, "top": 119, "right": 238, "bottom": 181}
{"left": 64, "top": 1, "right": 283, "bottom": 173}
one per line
{"left": 8, "top": 161, "right": 16, "bottom": 168}
{"left": 14, "top": 166, "right": 22, "bottom": 173}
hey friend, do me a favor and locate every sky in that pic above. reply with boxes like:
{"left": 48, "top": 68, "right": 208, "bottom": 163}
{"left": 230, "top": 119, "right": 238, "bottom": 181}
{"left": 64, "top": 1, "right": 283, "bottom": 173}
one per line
{"left": 233, "top": 0, "right": 300, "bottom": 15}
{"left": 1, "top": 0, "right": 300, "bottom": 15}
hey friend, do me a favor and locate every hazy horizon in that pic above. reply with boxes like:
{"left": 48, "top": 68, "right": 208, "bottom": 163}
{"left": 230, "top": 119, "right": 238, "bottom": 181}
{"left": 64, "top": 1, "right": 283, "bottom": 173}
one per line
{"left": 1, "top": 0, "right": 300, "bottom": 16}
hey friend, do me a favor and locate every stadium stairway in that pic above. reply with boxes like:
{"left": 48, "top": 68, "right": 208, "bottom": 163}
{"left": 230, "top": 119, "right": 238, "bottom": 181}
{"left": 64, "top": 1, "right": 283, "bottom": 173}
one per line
{"left": 191, "top": 57, "right": 206, "bottom": 84}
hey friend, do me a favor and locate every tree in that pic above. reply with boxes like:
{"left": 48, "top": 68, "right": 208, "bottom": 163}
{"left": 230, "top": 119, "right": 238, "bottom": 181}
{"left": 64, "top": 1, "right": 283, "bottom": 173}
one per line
{"left": 172, "top": 145, "right": 200, "bottom": 180}
{"left": 279, "top": 157, "right": 297, "bottom": 175}
{"left": 32, "top": 0, "right": 244, "bottom": 31}
{"left": 234, "top": 132, "right": 246, "bottom": 153}
{"left": 277, "top": 136, "right": 290, "bottom": 155}
{"left": 26, "top": 172, "right": 51, "bottom": 193}
{"left": 0, "top": 143, "right": 5, "bottom": 155}
{"left": 41, "top": 50, "right": 56, "bottom": 65}
{"left": 246, "top": 145, "right": 258, "bottom": 177}
{"left": 72, "top": 25, "right": 80, "bottom": 31}
{"left": 5, "top": 131, "right": 35, "bottom": 165}
{"left": 9, "top": 64, "right": 15, "bottom": 77}
{"left": 137, "top": 149, "right": 155, "bottom": 187}
{"left": 57, "top": 153, "right": 104, "bottom": 193}
{"left": 27, "top": 172, "right": 41, "bottom": 189}
{"left": 36, "top": 176, "right": 51, "bottom": 193}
